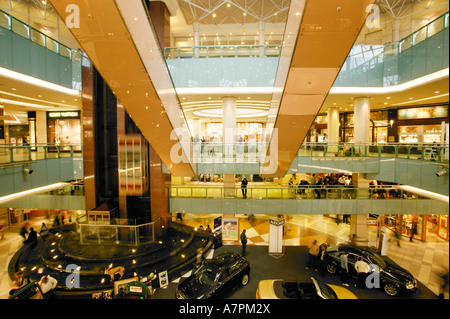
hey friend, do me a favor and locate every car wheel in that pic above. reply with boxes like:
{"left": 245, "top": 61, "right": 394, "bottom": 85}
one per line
{"left": 241, "top": 273, "right": 249, "bottom": 286}
{"left": 327, "top": 263, "right": 337, "bottom": 274}
{"left": 383, "top": 283, "right": 399, "bottom": 296}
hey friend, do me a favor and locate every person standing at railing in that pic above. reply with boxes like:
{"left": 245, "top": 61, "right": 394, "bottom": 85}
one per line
{"left": 241, "top": 177, "right": 248, "bottom": 199}
{"left": 323, "top": 133, "right": 328, "bottom": 156}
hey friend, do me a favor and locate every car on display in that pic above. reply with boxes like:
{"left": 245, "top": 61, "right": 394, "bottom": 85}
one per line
{"left": 175, "top": 251, "right": 250, "bottom": 299}
{"left": 256, "top": 277, "right": 357, "bottom": 299}
{"left": 325, "top": 244, "right": 417, "bottom": 297}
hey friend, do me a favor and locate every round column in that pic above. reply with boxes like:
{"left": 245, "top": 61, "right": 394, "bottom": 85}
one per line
{"left": 354, "top": 97, "right": 371, "bottom": 145}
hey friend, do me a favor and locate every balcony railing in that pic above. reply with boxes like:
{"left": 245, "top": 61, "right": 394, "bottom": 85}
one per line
{"left": 0, "top": 144, "right": 83, "bottom": 166}
{"left": 168, "top": 185, "right": 434, "bottom": 201}
{"left": 164, "top": 44, "right": 282, "bottom": 59}
{"left": 186, "top": 142, "right": 449, "bottom": 165}
{"left": 0, "top": 9, "right": 82, "bottom": 90}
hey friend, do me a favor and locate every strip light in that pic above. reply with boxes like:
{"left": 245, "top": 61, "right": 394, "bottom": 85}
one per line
{"left": 0, "top": 66, "right": 80, "bottom": 96}
{"left": 394, "top": 185, "right": 449, "bottom": 204}
{"left": 330, "top": 68, "right": 449, "bottom": 95}
{"left": 0, "top": 182, "right": 71, "bottom": 205}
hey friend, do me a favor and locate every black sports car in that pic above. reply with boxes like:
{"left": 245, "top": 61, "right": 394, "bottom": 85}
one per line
{"left": 325, "top": 244, "right": 417, "bottom": 297}
{"left": 175, "top": 252, "right": 250, "bottom": 299}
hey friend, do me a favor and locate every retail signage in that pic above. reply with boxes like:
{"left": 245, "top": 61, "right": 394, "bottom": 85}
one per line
{"left": 48, "top": 111, "right": 80, "bottom": 118}
{"left": 159, "top": 270, "right": 169, "bottom": 289}
{"left": 269, "top": 219, "right": 285, "bottom": 226}
{"left": 269, "top": 218, "right": 284, "bottom": 257}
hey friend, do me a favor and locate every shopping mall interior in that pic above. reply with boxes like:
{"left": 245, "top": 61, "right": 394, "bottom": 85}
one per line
{"left": 0, "top": 0, "right": 448, "bottom": 304}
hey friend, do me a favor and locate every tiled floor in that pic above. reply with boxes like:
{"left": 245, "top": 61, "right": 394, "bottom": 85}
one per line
{"left": 178, "top": 213, "right": 449, "bottom": 299}
{"left": 0, "top": 214, "right": 448, "bottom": 299}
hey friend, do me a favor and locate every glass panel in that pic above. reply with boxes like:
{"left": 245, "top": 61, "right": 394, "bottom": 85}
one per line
{"left": 0, "top": 12, "right": 10, "bottom": 29}
{"left": 11, "top": 18, "right": 29, "bottom": 38}
{"left": 208, "top": 46, "right": 222, "bottom": 57}
{"left": 164, "top": 48, "right": 179, "bottom": 59}
{"left": 236, "top": 46, "right": 251, "bottom": 57}
{"left": 413, "top": 27, "right": 427, "bottom": 45}
{"left": 222, "top": 46, "right": 236, "bottom": 57}
{"left": 46, "top": 37, "right": 58, "bottom": 53}
{"left": 428, "top": 16, "right": 445, "bottom": 37}
{"left": 179, "top": 47, "right": 193, "bottom": 58}
{"left": 59, "top": 44, "right": 72, "bottom": 59}
{"left": 400, "top": 35, "right": 413, "bottom": 52}
{"left": 0, "top": 147, "right": 12, "bottom": 164}
{"left": 30, "top": 28, "right": 45, "bottom": 46}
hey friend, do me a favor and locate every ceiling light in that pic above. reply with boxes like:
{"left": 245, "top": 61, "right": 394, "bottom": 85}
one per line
{"left": 435, "top": 91, "right": 440, "bottom": 94}
{"left": 227, "top": 3, "right": 231, "bottom": 7}
{"left": 0, "top": 66, "right": 80, "bottom": 96}
{"left": 213, "top": 13, "right": 216, "bottom": 18}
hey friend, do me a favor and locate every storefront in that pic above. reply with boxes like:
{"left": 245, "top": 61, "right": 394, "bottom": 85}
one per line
{"left": 340, "top": 110, "right": 389, "bottom": 144}
{"left": 204, "top": 122, "right": 264, "bottom": 142}
{"left": 47, "top": 111, "right": 82, "bottom": 150}
{"left": 384, "top": 214, "right": 449, "bottom": 242}
{"left": 396, "top": 105, "right": 448, "bottom": 144}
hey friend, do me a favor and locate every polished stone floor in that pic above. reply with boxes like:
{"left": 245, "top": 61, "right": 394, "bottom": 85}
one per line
{"left": 0, "top": 214, "right": 448, "bottom": 299}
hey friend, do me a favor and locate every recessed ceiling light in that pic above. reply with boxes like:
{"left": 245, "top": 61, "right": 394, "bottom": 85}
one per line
{"left": 409, "top": 97, "right": 413, "bottom": 100}
{"left": 386, "top": 97, "right": 391, "bottom": 99}
{"left": 11, "top": 88, "right": 16, "bottom": 90}
{"left": 435, "top": 91, "right": 440, "bottom": 94}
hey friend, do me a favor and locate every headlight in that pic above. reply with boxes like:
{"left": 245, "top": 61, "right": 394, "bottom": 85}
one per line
{"left": 405, "top": 281, "right": 415, "bottom": 290}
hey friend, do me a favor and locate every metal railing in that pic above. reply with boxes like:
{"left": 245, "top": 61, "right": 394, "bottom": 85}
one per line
{"left": 164, "top": 44, "right": 282, "bottom": 59}
{"left": 77, "top": 216, "right": 161, "bottom": 246}
{"left": 186, "top": 142, "right": 449, "bottom": 164}
{"left": 0, "top": 144, "right": 83, "bottom": 166}
{"left": 168, "top": 185, "right": 433, "bottom": 201}
{"left": 298, "top": 143, "right": 449, "bottom": 164}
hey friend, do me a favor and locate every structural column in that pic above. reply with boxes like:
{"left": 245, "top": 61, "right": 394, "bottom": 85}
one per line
{"left": 223, "top": 97, "right": 236, "bottom": 197}
{"left": 354, "top": 97, "right": 371, "bottom": 155}
{"left": 327, "top": 107, "right": 339, "bottom": 154}
{"left": 350, "top": 173, "right": 370, "bottom": 246}
{"left": 259, "top": 20, "right": 265, "bottom": 56}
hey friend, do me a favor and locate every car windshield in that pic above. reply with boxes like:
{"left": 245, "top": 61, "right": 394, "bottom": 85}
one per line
{"left": 365, "top": 251, "right": 386, "bottom": 269}
{"left": 311, "top": 278, "right": 337, "bottom": 299}
{"left": 193, "top": 264, "right": 218, "bottom": 285}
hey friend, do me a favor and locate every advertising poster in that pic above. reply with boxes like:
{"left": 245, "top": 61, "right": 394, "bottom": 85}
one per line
{"left": 222, "top": 218, "right": 239, "bottom": 241}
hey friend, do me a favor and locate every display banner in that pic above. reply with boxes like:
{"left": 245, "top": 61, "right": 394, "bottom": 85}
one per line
{"left": 268, "top": 218, "right": 284, "bottom": 257}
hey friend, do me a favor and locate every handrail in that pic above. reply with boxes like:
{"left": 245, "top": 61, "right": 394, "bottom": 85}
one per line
{"left": 0, "top": 144, "right": 83, "bottom": 166}
{"left": 164, "top": 44, "right": 282, "bottom": 59}
{"left": 167, "top": 185, "right": 442, "bottom": 201}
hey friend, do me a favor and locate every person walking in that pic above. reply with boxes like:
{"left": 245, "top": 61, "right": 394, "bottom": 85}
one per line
{"left": 241, "top": 177, "right": 248, "bottom": 198}
{"left": 340, "top": 252, "right": 350, "bottom": 286}
{"left": 317, "top": 244, "right": 328, "bottom": 277}
{"left": 19, "top": 224, "right": 28, "bottom": 240}
{"left": 306, "top": 240, "right": 320, "bottom": 270}
{"left": 240, "top": 229, "right": 248, "bottom": 256}
{"left": 355, "top": 257, "right": 369, "bottom": 288}
{"left": 410, "top": 219, "right": 418, "bottom": 242}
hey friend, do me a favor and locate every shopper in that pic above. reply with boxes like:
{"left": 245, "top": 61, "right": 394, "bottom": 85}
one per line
{"left": 241, "top": 177, "right": 248, "bottom": 199}
{"left": 39, "top": 222, "right": 49, "bottom": 238}
{"left": 306, "top": 240, "right": 320, "bottom": 270}
{"left": 19, "top": 224, "right": 28, "bottom": 239}
{"left": 317, "top": 244, "right": 328, "bottom": 277}
{"left": 410, "top": 219, "right": 418, "bottom": 242}
{"left": 24, "top": 227, "right": 37, "bottom": 243}
{"left": 354, "top": 257, "right": 369, "bottom": 288}
{"left": 240, "top": 229, "right": 247, "bottom": 256}
{"left": 340, "top": 252, "right": 350, "bottom": 286}
{"left": 38, "top": 275, "right": 58, "bottom": 299}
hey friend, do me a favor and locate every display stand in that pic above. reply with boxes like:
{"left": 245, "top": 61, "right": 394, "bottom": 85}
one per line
{"left": 268, "top": 218, "right": 285, "bottom": 258}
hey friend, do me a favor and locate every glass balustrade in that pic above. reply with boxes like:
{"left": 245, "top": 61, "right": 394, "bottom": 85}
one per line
{"left": 168, "top": 185, "right": 431, "bottom": 201}
{"left": 0, "top": 144, "right": 83, "bottom": 165}
{"left": 188, "top": 142, "right": 449, "bottom": 164}
{"left": 165, "top": 12, "right": 448, "bottom": 89}
{"left": 0, "top": 9, "right": 82, "bottom": 91}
